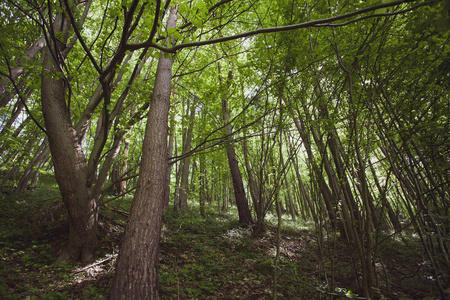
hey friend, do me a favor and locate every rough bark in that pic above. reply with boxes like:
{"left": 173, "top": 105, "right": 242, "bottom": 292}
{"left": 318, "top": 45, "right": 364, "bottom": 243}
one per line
{"left": 109, "top": 6, "right": 178, "bottom": 300}
{"left": 41, "top": 8, "right": 97, "bottom": 264}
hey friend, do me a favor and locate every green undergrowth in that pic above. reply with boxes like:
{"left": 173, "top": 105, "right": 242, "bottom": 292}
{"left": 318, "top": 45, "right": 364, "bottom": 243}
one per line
{"left": 0, "top": 173, "right": 440, "bottom": 299}
{"left": 158, "top": 211, "right": 318, "bottom": 299}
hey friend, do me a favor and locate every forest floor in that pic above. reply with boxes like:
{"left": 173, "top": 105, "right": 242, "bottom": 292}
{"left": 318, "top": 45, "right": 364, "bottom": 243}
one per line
{"left": 0, "top": 174, "right": 441, "bottom": 299}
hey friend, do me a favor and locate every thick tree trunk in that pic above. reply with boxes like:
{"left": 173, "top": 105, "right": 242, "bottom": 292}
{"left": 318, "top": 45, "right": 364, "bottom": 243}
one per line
{"left": 41, "top": 10, "right": 97, "bottom": 264}
{"left": 109, "top": 6, "right": 178, "bottom": 299}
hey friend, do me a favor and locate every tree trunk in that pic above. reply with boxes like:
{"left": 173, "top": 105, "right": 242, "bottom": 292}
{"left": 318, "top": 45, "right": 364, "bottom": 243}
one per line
{"left": 109, "top": 6, "right": 178, "bottom": 299}
{"left": 0, "top": 97, "right": 25, "bottom": 137}
{"left": 15, "top": 138, "right": 49, "bottom": 193}
{"left": 221, "top": 71, "right": 253, "bottom": 226}
{"left": 199, "top": 154, "right": 207, "bottom": 218}
{"left": 165, "top": 83, "right": 177, "bottom": 210}
{"left": 176, "top": 102, "right": 195, "bottom": 213}
{"left": 242, "top": 138, "right": 262, "bottom": 220}
{"left": 283, "top": 95, "right": 338, "bottom": 227}
{"left": 112, "top": 141, "right": 130, "bottom": 195}
{"left": 41, "top": 9, "right": 97, "bottom": 264}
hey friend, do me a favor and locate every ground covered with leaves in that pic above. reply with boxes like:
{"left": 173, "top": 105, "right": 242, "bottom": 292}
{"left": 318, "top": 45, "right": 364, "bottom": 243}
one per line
{"left": 0, "top": 175, "right": 441, "bottom": 299}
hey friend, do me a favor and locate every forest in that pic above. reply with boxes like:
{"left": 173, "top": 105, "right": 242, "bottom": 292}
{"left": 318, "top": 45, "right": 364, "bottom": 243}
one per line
{"left": 0, "top": 0, "right": 449, "bottom": 299}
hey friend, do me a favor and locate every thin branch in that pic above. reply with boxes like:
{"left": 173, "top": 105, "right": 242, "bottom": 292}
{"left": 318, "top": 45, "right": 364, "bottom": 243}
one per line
{"left": 62, "top": 0, "right": 101, "bottom": 74}
{"left": 0, "top": 70, "right": 46, "bottom": 134}
{"left": 177, "top": 0, "right": 233, "bottom": 31}
{"left": 127, "top": 2, "right": 149, "bottom": 38}
{"left": 173, "top": 48, "right": 250, "bottom": 78}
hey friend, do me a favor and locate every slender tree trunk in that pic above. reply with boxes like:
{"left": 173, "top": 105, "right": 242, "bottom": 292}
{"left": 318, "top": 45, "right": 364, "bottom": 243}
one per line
{"left": 15, "top": 138, "right": 49, "bottom": 193}
{"left": 199, "top": 154, "right": 207, "bottom": 218}
{"left": 165, "top": 83, "right": 177, "bottom": 210}
{"left": 0, "top": 117, "right": 29, "bottom": 159}
{"left": 369, "top": 160, "right": 401, "bottom": 231}
{"left": 221, "top": 71, "right": 253, "bottom": 225}
{"left": 121, "top": 142, "right": 130, "bottom": 192}
{"left": 0, "top": 37, "right": 45, "bottom": 99}
{"left": 0, "top": 97, "right": 26, "bottom": 137}
{"left": 2, "top": 134, "right": 39, "bottom": 185}
{"left": 242, "top": 138, "right": 262, "bottom": 220}
{"left": 280, "top": 153, "right": 297, "bottom": 220}
{"left": 110, "top": 6, "right": 178, "bottom": 299}
{"left": 176, "top": 102, "right": 195, "bottom": 213}
{"left": 283, "top": 94, "right": 338, "bottom": 227}
{"left": 112, "top": 141, "right": 130, "bottom": 195}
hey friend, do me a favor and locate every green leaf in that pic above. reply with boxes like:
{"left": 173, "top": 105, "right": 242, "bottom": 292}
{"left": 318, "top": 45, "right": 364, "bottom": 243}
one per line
{"left": 196, "top": 0, "right": 206, "bottom": 10}
{"left": 173, "top": 31, "right": 182, "bottom": 40}
{"left": 374, "top": 8, "right": 387, "bottom": 14}
{"left": 191, "top": 17, "right": 202, "bottom": 28}
{"left": 368, "top": 0, "right": 382, "bottom": 5}
{"left": 179, "top": 2, "right": 189, "bottom": 15}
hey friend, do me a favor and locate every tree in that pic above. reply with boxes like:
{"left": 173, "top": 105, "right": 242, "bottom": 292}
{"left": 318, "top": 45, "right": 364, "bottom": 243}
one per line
{"left": 40, "top": 2, "right": 99, "bottom": 263}
{"left": 109, "top": 5, "right": 178, "bottom": 299}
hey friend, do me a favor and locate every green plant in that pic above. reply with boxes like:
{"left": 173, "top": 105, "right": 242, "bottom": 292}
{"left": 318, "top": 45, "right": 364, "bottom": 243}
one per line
{"left": 83, "top": 284, "right": 105, "bottom": 299}
{"left": 335, "top": 287, "right": 358, "bottom": 299}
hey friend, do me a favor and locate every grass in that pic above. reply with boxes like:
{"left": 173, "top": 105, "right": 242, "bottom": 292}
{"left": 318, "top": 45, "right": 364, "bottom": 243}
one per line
{"left": 0, "top": 172, "right": 442, "bottom": 299}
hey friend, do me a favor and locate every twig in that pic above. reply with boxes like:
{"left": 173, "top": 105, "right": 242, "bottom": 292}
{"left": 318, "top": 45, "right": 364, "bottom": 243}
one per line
{"left": 73, "top": 254, "right": 117, "bottom": 274}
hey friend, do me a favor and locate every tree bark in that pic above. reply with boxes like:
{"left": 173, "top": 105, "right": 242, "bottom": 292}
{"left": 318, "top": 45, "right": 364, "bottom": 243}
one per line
{"left": 109, "top": 6, "right": 178, "bottom": 299}
{"left": 41, "top": 7, "right": 97, "bottom": 264}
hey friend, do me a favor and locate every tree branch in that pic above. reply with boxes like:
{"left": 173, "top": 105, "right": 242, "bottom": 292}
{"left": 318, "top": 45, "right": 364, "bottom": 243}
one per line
{"left": 125, "top": 0, "right": 431, "bottom": 53}
{"left": 0, "top": 70, "right": 46, "bottom": 134}
{"left": 62, "top": 0, "right": 102, "bottom": 74}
